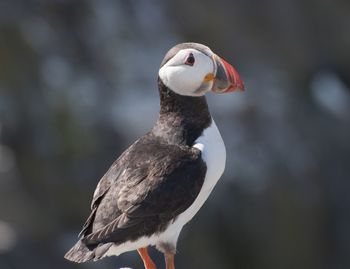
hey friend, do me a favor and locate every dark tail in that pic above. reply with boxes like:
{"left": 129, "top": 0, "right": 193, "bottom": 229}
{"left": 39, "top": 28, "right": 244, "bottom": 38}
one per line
{"left": 64, "top": 240, "right": 112, "bottom": 263}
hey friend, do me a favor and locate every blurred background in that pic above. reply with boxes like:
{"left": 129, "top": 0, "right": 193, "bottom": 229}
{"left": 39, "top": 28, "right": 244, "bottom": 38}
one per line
{"left": 1, "top": 0, "right": 350, "bottom": 269}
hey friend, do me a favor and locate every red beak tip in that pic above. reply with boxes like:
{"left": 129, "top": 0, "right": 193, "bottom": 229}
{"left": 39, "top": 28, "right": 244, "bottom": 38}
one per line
{"left": 237, "top": 81, "right": 245, "bottom": 91}
{"left": 219, "top": 56, "right": 244, "bottom": 93}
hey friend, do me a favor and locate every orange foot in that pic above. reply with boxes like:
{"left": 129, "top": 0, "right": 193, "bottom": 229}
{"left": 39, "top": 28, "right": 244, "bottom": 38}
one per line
{"left": 137, "top": 247, "right": 157, "bottom": 269}
{"left": 164, "top": 252, "right": 175, "bottom": 269}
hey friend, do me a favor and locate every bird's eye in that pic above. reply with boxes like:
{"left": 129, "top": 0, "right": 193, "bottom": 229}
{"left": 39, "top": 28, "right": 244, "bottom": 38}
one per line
{"left": 184, "top": 53, "right": 195, "bottom": 66}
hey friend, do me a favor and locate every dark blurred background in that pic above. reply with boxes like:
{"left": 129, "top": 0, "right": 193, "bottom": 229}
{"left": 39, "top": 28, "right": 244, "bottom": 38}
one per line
{"left": 1, "top": 0, "right": 350, "bottom": 269}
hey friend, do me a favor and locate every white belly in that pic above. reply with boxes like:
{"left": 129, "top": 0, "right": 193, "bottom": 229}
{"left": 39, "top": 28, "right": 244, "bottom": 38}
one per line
{"left": 104, "top": 118, "right": 226, "bottom": 256}
{"left": 156, "top": 118, "right": 226, "bottom": 246}
{"left": 178, "top": 118, "right": 226, "bottom": 222}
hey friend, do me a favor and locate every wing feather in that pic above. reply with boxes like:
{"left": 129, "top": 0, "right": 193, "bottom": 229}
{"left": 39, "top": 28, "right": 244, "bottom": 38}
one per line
{"left": 80, "top": 138, "right": 206, "bottom": 245}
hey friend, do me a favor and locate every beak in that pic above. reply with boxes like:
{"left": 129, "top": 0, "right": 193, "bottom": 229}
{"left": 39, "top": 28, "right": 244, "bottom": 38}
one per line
{"left": 211, "top": 54, "right": 245, "bottom": 93}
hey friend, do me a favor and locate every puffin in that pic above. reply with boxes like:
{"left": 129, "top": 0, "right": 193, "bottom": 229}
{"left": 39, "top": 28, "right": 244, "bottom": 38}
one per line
{"left": 64, "top": 42, "right": 244, "bottom": 269}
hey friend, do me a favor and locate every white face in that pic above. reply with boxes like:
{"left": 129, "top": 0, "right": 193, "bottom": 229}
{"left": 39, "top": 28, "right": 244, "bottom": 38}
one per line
{"left": 159, "top": 48, "right": 215, "bottom": 97}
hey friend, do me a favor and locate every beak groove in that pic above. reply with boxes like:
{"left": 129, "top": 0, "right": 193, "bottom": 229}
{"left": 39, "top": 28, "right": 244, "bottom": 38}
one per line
{"left": 212, "top": 55, "right": 244, "bottom": 93}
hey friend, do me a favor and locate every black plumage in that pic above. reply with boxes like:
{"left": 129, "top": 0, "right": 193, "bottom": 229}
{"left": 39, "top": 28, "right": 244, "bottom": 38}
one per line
{"left": 65, "top": 69, "right": 212, "bottom": 262}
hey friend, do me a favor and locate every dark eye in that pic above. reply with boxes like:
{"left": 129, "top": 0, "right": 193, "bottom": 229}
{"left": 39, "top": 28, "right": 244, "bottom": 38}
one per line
{"left": 184, "top": 53, "right": 195, "bottom": 66}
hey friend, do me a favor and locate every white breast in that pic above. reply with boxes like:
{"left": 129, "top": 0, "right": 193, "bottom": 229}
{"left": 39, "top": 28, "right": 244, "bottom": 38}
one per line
{"left": 156, "top": 118, "right": 226, "bottom": 246}
{"left": 104, "top": 119, "right": 226, "bottom": 256}
{"left": 178, "top": 118, "right": 226, "bottom": 223}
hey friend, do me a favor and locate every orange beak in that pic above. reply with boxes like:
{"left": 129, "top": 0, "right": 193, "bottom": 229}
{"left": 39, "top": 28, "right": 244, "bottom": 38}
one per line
{"left": 211, "top": 55, "right": 245, "bottom": 93}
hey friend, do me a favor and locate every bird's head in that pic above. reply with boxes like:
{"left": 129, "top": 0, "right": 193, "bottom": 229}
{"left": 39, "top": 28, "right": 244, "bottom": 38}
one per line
{"left": 159, "top": 42, "right": 244, "bottom": 97}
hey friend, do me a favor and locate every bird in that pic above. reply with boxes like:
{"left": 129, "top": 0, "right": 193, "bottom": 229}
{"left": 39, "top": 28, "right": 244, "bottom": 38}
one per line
{"left": 64, "top": 42, "right": 244, "bottom": 269}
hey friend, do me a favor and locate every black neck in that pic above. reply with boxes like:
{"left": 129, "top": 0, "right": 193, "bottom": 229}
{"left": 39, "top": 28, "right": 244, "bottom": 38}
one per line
{"left": 151, "top": 78, "right": 212, "bottom": 146}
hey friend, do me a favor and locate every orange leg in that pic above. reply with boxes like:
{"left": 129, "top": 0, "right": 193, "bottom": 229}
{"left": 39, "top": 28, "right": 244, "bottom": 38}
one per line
{"left": 137, "top": 247, "right": 157, "bottom": 269}
{"left": 164, "top": 252, "right": 175, "bottom": 269}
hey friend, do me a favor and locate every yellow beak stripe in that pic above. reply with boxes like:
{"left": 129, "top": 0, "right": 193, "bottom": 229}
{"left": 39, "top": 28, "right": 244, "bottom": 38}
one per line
{"left": 203, "top": 73, "right": 215, "bottom": 82}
